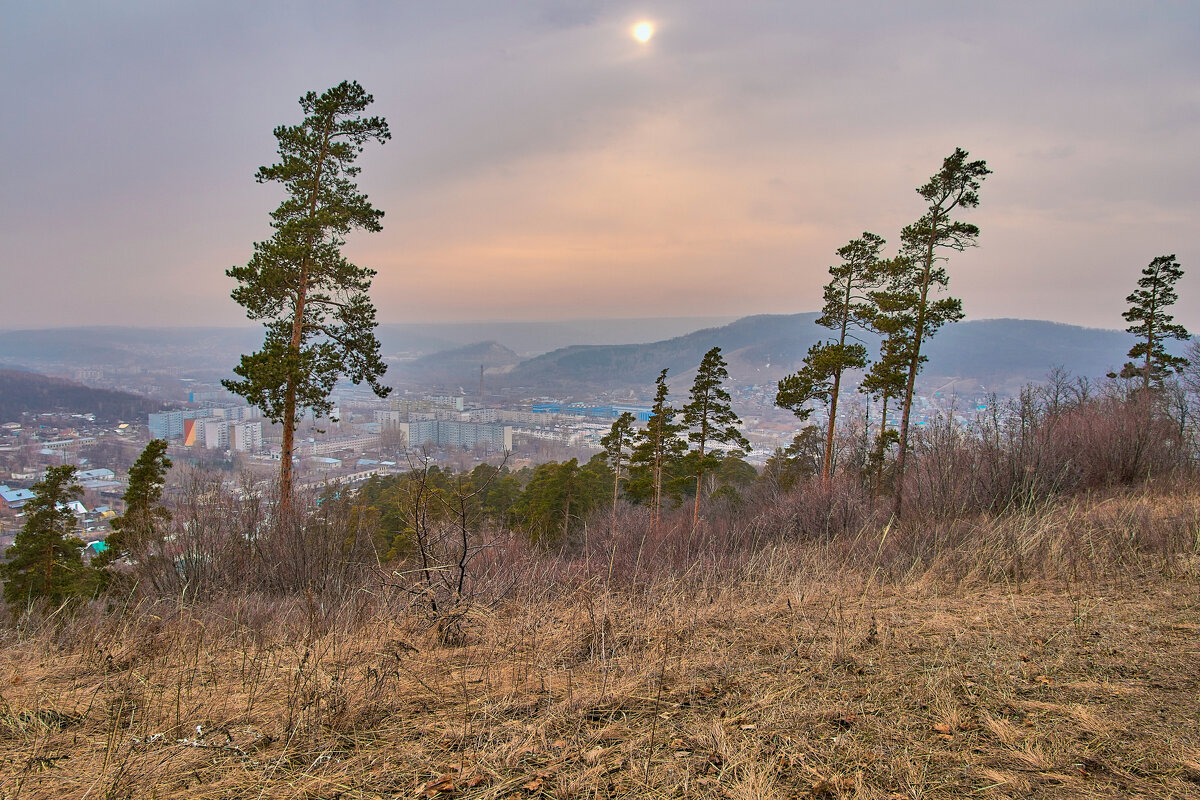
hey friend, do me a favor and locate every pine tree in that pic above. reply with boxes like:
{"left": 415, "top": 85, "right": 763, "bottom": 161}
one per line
{"left": 859, "top": 262, "right": 918, "bottom": 492}
{"left": 600, "top": 411, "right": 637, "bottom": 520}
{"left": 889, "top": 148, "right": 991, "bottom": 517}
{"left": 683, "top": 347, "right": 750, "bottom": 526}
{"left": 760, "top": 426, "right": 823, "bottom": 494}
{"left": 95, "top": 439, "right": 172, "bottom": 583}
{"left": 1112, "top": 255, "right": 1189, "bottom": 391}
{"left": 813, "top": 233, "right": 886, "bottom": 485}
{"left": 630, "top": 369, "right": 686, "bottom": 526}
{"left": 2, "top": 466, "right": 95, "bottom": 609}
{"left": 512, "top": 458, "right": 610, "bottom": 546}
{"left": 223, "top": 81, "right": 392, "bottom": 513}
{"left": 777, "top": 232, "right": 884, "bottom": 486}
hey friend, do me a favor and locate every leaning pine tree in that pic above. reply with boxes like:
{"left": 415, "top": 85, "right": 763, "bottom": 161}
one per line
{"left": 224, "top": 81, "right": 392, "bottom": 513}
{"left": 888, "top": 147, "right": 990, "bottom": 518}
{"left": 1110, "top": 254, "right": 1189, "bottom": 392}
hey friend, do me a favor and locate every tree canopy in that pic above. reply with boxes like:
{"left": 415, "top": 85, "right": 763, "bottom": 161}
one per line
{"left": 95, "top": 439, "right": 173, "bottom": 587}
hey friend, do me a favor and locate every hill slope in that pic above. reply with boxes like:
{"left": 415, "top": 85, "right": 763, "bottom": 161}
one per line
{"left": 0, "top": 318, "right": 737, "bottom": 374}
{"left": 0, "top": 369, "right": 166, "bottom": 423}
{"left": 493, "top": 315, "right": 1151, "bottom": 392}
{"left": 394, "top": 341, "right": 521, "bottom": 387}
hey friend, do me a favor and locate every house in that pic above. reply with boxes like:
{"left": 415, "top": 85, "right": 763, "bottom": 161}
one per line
{"left": 0, "top": 485, "right": 35, "bottom": 510}
{"left": 77, "top": 468, "right": 116, "bottom": 482}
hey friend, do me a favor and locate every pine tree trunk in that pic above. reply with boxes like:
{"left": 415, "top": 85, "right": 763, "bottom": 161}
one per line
{"left": 823, "top": 370, "right": 841, "bottom": 489}
{"left": 611, "top": 462, "right": 620, "bottom": 526}
{"left": 875, "top": 396, "right": 889, "bottom": 496}
{"left": 1144, "top": 318, "right": 1154, "bottom": 393}
{"left": 823, "top": 280, "right": 853, "bottom": 488}
{"left": 280, "top": 383, "right": 296, "bottom": 513}
{"left": 893, "top": 238, "right": 937, "bottom": 520}
{"left": 278, "top": 118, "right": 333, "bottom": 516}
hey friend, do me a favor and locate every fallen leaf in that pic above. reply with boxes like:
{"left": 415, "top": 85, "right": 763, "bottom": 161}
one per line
{"left": 810, "top": 779, "right": 837, "bottom": 798}
{"left": 419, "top": 775, "right": 456, "bottom": 797}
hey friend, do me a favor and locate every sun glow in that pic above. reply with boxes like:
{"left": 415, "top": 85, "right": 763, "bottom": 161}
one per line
{"left": 632, "top": 21, "right": 655, "bottom": 43}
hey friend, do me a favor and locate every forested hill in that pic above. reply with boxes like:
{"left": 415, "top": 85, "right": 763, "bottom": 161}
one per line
{"left": 488, "top": 315, "right": 1151, "bottom": 391}
{"left": 0, "top": 369, "right": 166, "bottom": 423}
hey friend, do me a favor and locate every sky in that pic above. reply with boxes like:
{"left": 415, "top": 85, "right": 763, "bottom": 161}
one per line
{"left": 2, "top": 1, "right": 1198, "bottom": 331}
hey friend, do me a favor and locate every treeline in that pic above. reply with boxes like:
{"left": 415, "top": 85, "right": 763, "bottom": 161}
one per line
{"left": 356, "top": 447, "right": 760, "bottom": 557}
{"left": 358, "top": 344, "right": 760, "bottom": 556}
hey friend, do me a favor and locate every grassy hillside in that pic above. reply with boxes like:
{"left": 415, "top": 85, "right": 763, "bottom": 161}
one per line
{"left": 2, "top": 485, "right": 1197, "bottom": 798}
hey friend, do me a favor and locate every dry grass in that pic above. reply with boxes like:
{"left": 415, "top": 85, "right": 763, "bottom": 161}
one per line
{"left": 2, "top": 488, "right": 1199, "bottom": 799}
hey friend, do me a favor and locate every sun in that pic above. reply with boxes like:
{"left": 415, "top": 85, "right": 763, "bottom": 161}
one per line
{"left": 632, "top": 21, "right": 655, "bottom": 43}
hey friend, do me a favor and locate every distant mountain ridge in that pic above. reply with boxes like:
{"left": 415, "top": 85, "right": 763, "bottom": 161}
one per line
{"left": 0, "top": 317, "right": 737, "bottom": 373}
{"left": 476, "top": 315, "right": 1161, "bottom": 393}
{"left": 491, "top": 314, "right": 817, "bottom": 389}
{"left": 0, "top": 316, "right": 1169, "bottom": 397}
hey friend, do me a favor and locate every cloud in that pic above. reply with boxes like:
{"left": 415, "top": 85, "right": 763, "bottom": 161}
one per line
{"left": 1, "top": 1, "right": 1197, "bottom": 330}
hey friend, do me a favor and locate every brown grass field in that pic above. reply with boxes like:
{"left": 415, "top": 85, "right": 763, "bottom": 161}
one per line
{"left": 2, "top": 487, "right": 1199, "bottom": 799}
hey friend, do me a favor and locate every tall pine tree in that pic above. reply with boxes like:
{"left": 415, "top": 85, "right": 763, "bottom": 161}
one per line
{"left": 600, "top": 411, "right": 637, "bottom": 521}
{"left": 857, "top": 284, "right": 911, "bottom": 492}
{"left": 777, "top": 233, "right": 884, "bottom": 487}
{"left": 224, "top": 81, "right": 391, "bottom": 513}
{"left": 683, "top": 347, "right": 750, "bottom": 526}
{"left": 1112, "top": 255, "right": 1189, "bottom": 391}
{"left": 2, "top": 466, "right": 95, "bottom": 609}
{"left": 630, "top": 369, "right": 686, "bottom": 526}
{"left": 888, "top": 148, "right": 990, "bottom": 517}
{"left": 95, "top": 439, "right": 173, "bottom": 589}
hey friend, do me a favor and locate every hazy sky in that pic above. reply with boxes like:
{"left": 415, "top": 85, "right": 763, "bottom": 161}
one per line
{"left": 2, "top": 1, "right": 1197, "bottom": 330}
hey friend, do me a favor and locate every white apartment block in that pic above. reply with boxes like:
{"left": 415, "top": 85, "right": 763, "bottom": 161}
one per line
{"left": 233, "top": 421, "right": 263, "bottom": 453}
{"left": 204, "top": 421, "right": 229, "bottom": 450}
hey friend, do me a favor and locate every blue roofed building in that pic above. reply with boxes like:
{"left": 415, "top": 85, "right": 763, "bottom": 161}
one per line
{"left": 0, "top": 485, "right": 36, "bottom": 509}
